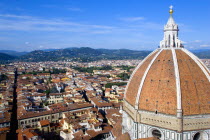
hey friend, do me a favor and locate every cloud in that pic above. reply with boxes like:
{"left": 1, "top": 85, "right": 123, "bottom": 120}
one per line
{"left": 0, "top": 13, "right": 163, "bottom": 36}
{"left": 200, "top": 44, "right": 210, "bottom": 47}
{"left": 0, "top": 36, "right": 10, "bottom": 41}
{"left": 119, "top": 17, "right": 145, "bottom": 22}
{"left": 128, "top": 22, "right": 162, "bottom": 30}
{"left": 0, "top": 13, "right": 172, "bottom": 51}
{"left": 194, "top": 40, "right": 201, "bottom": 43}
{"left": 0, "top": 14, "right": 114, "bottom": 34}
{"left": 0, "top": 14, "right": 32, "bottom": 19}
{"left": 177, "top": 23, "right": 194, "bottom": 33}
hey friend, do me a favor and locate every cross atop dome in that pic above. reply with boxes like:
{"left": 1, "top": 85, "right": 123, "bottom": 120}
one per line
{"left": 160, "top": 6, "right": 183, "bottom": 48}
{"left": 169, "top": 5, "right": 173, "bottom": 14}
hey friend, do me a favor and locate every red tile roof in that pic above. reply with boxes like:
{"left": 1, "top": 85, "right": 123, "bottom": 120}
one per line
{"left": 39, "top": 119, "right": 50, "bottom": 126}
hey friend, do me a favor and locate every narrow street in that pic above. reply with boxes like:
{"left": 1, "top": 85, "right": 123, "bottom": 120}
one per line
{"left": 7, "top": 68, "right": 18, "bottom": 140}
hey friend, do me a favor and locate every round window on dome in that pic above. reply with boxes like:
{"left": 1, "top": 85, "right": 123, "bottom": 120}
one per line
{"left": 152, "top": 129, "right": 161, "bottom": 139}
{"left": 193, "top": 132, "right": 200, "bottom": 140}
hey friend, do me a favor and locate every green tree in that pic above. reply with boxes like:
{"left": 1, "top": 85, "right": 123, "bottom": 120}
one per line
{"left": 117, "top": 73, "right": 130, "bottom": 80}
{"left": 0, "top": 74, "right": 8, "bottom": 82}
{"left": 116, "top": 66, "right": 135, "bottom": 72}
{"left": 72, "top": 66, "right": 113, "bottom": 73}
{"left": 43, "top": 101, "right": 49, "bottom": 106}
{"left": 105, "top": 82, "right": 127, "bottom": 88}
{"left": 44, "top": 89, "right": 50, "bottom": 97}
{"left": 51, "top": 68, "right": 66, "bottom": 74}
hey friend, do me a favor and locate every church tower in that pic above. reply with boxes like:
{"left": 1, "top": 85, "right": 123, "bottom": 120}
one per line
{"left": 122, "top": 6, "right": 210, "bottom": 140}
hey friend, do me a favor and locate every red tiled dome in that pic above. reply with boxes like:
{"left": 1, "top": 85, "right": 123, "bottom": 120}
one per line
{"left": 124, "top": 48, "right": 210, "bottom": 116}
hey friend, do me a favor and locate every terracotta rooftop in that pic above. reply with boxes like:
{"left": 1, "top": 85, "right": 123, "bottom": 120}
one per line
{"left": 24, "top": 131, "right": 38, "bottom": 139}
{"left": 111, "top": 119, "right": 122, "bottom": 138}
{"left": 0, "top": 127, "right": 9, "bottom": 132}
{"left": 39, "top": 119, "right": 50, "bottom": 126}
{"left": 18, "top": 103, "right": 93, "bottom": 119}
{"left": 17, "top": 129, "right": 38, "bottom": 140}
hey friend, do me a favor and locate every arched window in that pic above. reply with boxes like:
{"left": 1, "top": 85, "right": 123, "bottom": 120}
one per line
{"left": 168, "top": 35, "right": 171, "bottom": 47}
{"left": 193, "top": 132, "right": 200, "bottom": 140}
{"left": 173, "top": 35, "right": 175, "bottom": 47}
{"left": 152, "top": 129, "right": 161, "bottom": 139}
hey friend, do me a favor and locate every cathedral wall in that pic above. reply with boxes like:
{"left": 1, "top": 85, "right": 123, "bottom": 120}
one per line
{"left": 123, "top": 100, "right": 181, "bottom": 132}
{"left": 138, "top": 110, "right": 181, "bottom": 131}
{"left": 122, "top": 111, "right": 135, "bottom": 139}
{"left": 183, "top": 130, "right": 210, "bottom": 140}
{"left": 123, "top": 109, "right": 210, "bottom": 140}
{"left": 183, "top": 117, "right": 210, "bottom": 131}
{"left": 136, "top": 123, "right": 182, "bottom": 140}
{"left": 123, "top": 100, "right": 138, "bottom": 121}
{"left": 124, "top": 100, "right": 210, "bottom": 133}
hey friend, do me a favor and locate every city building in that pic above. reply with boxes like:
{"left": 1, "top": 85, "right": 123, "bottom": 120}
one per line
{"left": 122, "top": 6, "right": 210, "bottom": 140}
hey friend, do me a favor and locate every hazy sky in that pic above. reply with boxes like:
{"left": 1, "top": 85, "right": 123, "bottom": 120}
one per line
{"left": 0, "top": 0, "right": 210, "bottom": 51}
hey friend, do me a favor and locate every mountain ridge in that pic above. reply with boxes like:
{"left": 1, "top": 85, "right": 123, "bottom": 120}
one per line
{"left": 0, "top": 47, "right": 210, "bottom": 63}
{"left": 18, "top": 47, "right": 151, "bottom": 62}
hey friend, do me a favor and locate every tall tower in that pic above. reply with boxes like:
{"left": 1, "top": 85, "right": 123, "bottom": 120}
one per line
{"left": 160, "top": 6, "right": 182, "bottom": 48}
{"left": 122, "top": 6, "right": 210, "bottom": 140}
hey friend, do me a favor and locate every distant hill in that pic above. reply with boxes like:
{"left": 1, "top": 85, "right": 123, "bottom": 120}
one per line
{"left": 191, "top": 49, "right": 210, "bottom": 53}
{"left": 194, "top": 50, "right": 210, "bottom": 59}
{"left": 19, "top": 47, "right": 103, "bottom": 62}
{"left": 0, "top": 52, "right": 16, "bottom": 63}
{"left": 0, "top": 47, "right": 210, "bottom": 63}
{"left": 18, "top": 47, "right": 151, "bottom": 62}
{"left": 0, "top": 53, "right": 16, "bottom": 60}
{"left": 0, "top": 50, "right": 28, "bottom": 56}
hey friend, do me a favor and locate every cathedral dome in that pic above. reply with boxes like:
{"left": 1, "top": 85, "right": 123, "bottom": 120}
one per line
{"left": 124, "top": 48, "right": 210, "bottom": 116}
{"left": 122, "top": 6, "right": 210, "bottom": 140}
